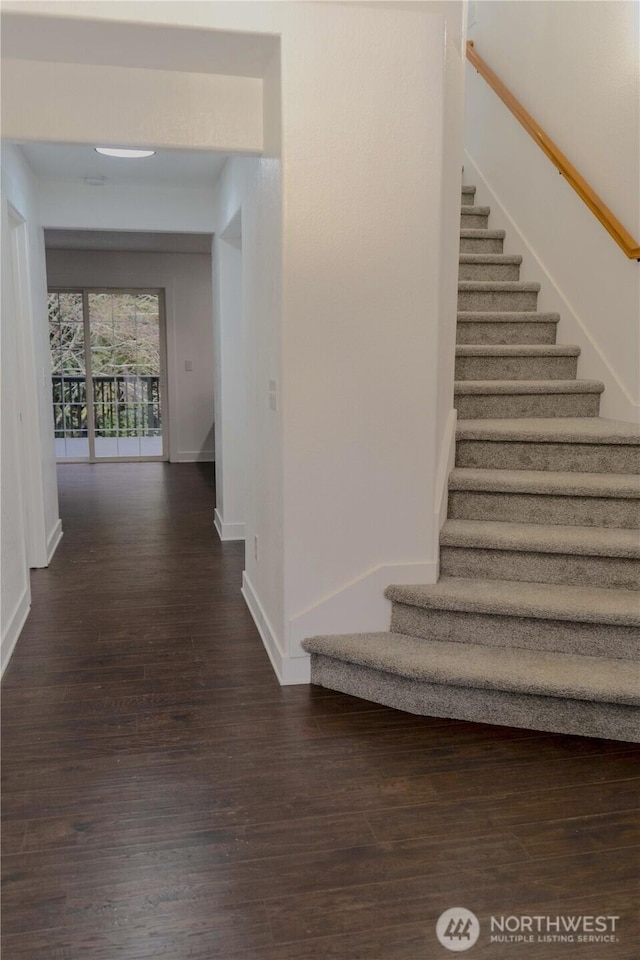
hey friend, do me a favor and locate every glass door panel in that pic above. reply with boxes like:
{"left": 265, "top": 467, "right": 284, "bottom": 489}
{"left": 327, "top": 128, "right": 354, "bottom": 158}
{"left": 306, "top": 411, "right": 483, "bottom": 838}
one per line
{"left": 48, "top": 291, "right": 90, "bottom": 459}
{"left": 88, "top": 292, "right": 164, "bottom": 459}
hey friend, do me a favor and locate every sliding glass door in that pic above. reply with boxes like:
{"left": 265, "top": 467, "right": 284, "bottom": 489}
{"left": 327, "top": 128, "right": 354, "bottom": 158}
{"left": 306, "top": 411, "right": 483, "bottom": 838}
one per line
{"left": 48, "top": 289, "right": 167, "bottom": 462}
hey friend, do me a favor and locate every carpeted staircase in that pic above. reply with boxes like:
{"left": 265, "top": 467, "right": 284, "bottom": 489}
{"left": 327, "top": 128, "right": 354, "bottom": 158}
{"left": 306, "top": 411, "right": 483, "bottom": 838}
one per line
{"left": 303, "top": 184, "right": 640, "bottom": 742}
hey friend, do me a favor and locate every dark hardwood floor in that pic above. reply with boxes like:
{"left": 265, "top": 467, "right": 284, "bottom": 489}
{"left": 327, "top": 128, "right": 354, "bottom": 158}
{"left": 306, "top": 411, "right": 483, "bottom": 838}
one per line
{"left": 2, "top": 462, "right": 639, "bottom": 959}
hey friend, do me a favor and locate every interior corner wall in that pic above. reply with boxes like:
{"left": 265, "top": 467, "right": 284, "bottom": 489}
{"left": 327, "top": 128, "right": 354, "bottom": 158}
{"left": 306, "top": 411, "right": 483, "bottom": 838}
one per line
{"left": 213, "top": 219, "right": 245, "bottom": 538}
{"left": 435, "top": 0, "right": 466, "bottom": 530}
{"left": 211, "top": 4, "right": 462, "bottom": 682}
{"left": 279, "top": 4, "right": 456, "bottom": 670}
{"left": 45, "top": 248, "right": 215, "bottom": 463}
{"left": 1, "top": 143, "right": 61, "bottom": 673}
{"left": 465, "top": 0, "right": 640, "bottom": 421}
{"left": 212, "top": 153, "right": 284, "bottom": 675}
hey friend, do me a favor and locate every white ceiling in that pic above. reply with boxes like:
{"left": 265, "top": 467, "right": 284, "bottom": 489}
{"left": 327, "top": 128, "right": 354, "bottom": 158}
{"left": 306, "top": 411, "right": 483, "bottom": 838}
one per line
{"left": 44, "top": 229, "right": 213, "bottom": 254}
{"left": 21, "top": 142, "right": 228, "bottom": 189}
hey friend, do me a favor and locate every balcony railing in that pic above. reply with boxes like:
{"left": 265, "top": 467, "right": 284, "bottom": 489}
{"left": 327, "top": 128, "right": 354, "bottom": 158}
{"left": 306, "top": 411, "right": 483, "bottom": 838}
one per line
{"left": 52, "top": 375, "right": 161, "bottom": 438}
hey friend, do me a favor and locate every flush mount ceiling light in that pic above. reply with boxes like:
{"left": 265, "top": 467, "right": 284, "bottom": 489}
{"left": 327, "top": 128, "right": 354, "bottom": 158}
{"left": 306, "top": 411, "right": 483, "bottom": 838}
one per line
{"left": 95, "top": 148, "right": 156, "bottom": 159}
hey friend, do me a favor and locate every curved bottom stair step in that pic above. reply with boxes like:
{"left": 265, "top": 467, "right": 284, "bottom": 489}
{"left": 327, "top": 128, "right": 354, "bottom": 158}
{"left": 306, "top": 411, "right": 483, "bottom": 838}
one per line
{"left": 302, "top": 633, "right": 640, "bottom": 742}
{"left": 302, "top": 633, "right": 640, "bottom": 706}
{"left": 305, "top": 646, "right": 640, "bottom": 743}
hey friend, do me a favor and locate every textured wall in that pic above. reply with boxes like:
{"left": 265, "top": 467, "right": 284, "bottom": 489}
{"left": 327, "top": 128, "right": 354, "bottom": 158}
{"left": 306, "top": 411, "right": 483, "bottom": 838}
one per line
{"left": 466, "top": 0, "right": 640, "bottom": 421}
{"left": 2, "top": 60, "right": 263, "bottom": 154}
{"left": 469, "top": 1, "right": 639, "bottom": 236}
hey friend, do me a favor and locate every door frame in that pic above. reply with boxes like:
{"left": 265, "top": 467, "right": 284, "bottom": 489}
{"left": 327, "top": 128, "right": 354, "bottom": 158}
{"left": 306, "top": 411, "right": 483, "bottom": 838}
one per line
{"left": 48, "top": 286, "right": 170, "bottom": 463}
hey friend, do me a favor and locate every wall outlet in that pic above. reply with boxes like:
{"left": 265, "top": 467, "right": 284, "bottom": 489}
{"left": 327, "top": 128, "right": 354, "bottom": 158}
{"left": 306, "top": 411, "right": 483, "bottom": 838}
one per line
{"left": 185, "top": 360, "right": 193, "bottom": 372}
{"left": 254, "top": 534, "right": 259, "bottom": 562}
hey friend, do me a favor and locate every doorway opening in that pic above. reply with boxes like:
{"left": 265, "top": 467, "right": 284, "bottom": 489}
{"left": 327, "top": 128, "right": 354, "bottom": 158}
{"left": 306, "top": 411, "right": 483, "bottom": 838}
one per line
{"left": 48, "top": 287, "right": 168, "bottom": 462}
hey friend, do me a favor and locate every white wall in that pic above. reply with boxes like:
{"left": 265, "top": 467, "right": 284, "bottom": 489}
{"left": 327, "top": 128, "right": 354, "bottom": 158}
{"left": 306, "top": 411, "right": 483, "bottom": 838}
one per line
{"left": 2, "top": 60, "right": 263, "bottom": 155}
{"left": 466, "top": 0, "right": 640, "bottom": 421}
{"left": 45, "top": 248, "right": 215, "bottom": 463}
{"left": 38, "top": 180, "right": 219, "bottom": 235}
{"left": 1, "top": 143, "right": 61, "bottom": 673}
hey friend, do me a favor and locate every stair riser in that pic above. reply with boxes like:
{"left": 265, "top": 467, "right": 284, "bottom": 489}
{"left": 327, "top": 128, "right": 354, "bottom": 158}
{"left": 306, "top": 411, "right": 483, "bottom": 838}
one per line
{"left": 390, "top": 603, "right": 639, "bottom": 660}
{"left": 456, "top": 321, "right": 558, "bottom": 345}
{"left": 448, "top": 490, "right": 640, "bottom": 529}
{"left": 461, "top": 212, "right": 489, "bottom": 229}
{"left": 456, "top": 440, "right": 640, "bottom": 474}
{"left": 458, "top": 289, "right": 538, "bottom": 312}
{"left": 458, "top": 262, "right": 521, "bottom": 281}
{"left": 440, "top": 546, "right": 640, "bottom": 590}
{"left": 309, "top": 655, "right": 640, "bottom": 742}
{"left": 455, "top": 356, "right": 577, "bottom": 381}
{"left": 455, "top": 392, "right": 601, "bottom": 419}
{"left": 459, "top": 236, "right": 504, "bottom": 253}
{"left": 461, "top": 191, "right": 476, "bottom": 206}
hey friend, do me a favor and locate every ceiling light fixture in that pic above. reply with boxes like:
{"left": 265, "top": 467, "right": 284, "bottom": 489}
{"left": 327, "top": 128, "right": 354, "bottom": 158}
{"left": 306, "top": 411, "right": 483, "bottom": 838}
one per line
{"left": 95, "top": 148, "right": 156, "bottom": 159}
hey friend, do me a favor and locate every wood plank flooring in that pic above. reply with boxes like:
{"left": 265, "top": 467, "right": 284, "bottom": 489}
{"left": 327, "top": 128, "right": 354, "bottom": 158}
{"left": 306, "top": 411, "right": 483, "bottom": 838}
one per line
{"left": 2, "top": 462, "right": 639, "bottom": 959}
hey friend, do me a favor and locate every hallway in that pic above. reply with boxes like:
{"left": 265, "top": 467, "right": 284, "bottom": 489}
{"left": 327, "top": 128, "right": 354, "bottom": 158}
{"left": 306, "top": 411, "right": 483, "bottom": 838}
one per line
{"left": 2, "top": 464, "right": 638, "bottom": 959}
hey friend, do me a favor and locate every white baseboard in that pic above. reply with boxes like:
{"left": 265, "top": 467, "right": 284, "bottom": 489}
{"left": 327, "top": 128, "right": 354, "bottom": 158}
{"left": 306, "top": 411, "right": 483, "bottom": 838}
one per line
{"left": 214, "top": 509, "right": 245, "bottom": 542}
{"left": 46, "top": 518, "right": 63, "bottom": 564}
{"left": 242, "top": 572, "right": 310, "bottom": 685}
{"left": 175, "top": 451, "right": 215, "bottom": 463}
{"left": 288, "top": 560, "right": 438, "bottom": 658}
{"left": 436, "top": 407, "right": 457, "bottom": 533}
{"left": 464, "top": 149, "right": 639, "bottom": 424}
{"left": 1, "top": 585, "right": 30, "bottom": 676}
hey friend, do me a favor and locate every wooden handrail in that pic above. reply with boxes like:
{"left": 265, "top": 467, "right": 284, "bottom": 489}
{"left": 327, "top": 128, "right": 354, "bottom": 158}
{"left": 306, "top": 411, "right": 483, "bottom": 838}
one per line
{"left": 466, "top": 41, "right": 640, "bottom": 261}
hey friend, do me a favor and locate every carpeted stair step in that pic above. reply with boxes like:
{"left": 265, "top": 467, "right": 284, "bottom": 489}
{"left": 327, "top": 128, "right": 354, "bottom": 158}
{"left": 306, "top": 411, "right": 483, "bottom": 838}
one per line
{"left": 454, "top": 380, "right": 604, "bottom": 419}
{"left": 461, "top": 185, "right": 476, "bottom": 206}
{"left": 455, "top": 344, "right": 579, "bottom": 381}
{"left": 387, "top": 577, "right": 639, "bottom": 660}
{"left": 439, "top": 519, "right": 640, "bottom": 589}
{"left": 458, "top": 254, "right": 522, "bottom": 281}
{"left": 461, "top": 205, "right": 490, "bottom": 229}
{"left": 448, "top": 467, "right": 640, "bottom": 528}
{"left": 458, "top": 280, "right": 540, "bottom": 312}
{"left": 302, "top": 631, "right": 640, "bottom": 742}
{"left": 459, "top": 229, "right": 505, "bottom": 254}
{"left": 456, "top": 418, "right": 640, "bottom": 473}
{"left": 456, "top": 311, "right": 560, "bottom": 345}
